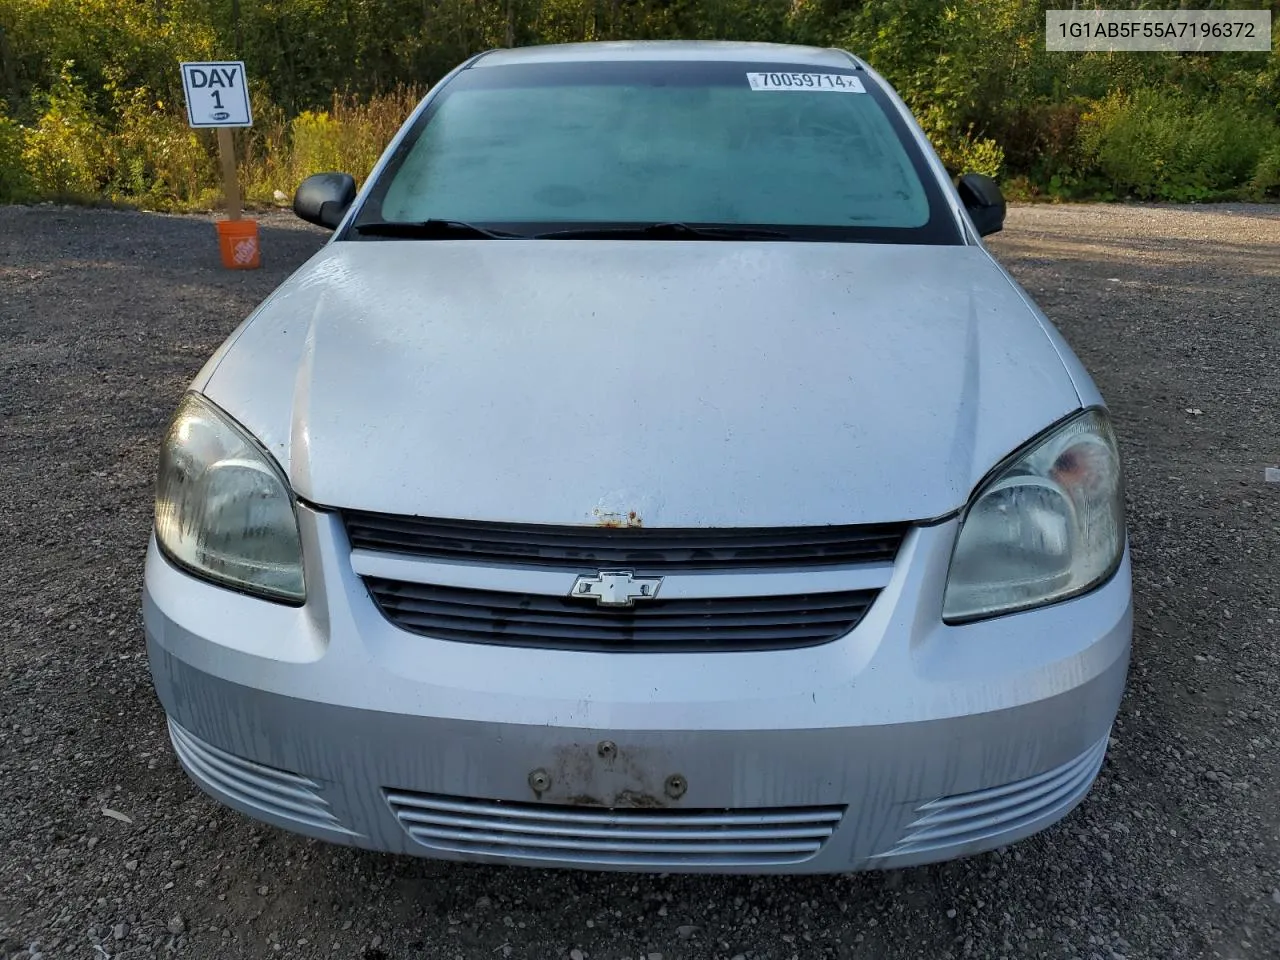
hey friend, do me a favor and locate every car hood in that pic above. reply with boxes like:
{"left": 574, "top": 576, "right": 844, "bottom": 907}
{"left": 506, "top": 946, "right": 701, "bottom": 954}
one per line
{"left": 199, "top": 240, "right": 1081, "bottom": 526}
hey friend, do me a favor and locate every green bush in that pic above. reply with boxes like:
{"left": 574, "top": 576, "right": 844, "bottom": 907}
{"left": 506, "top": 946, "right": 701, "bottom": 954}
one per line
{"left": 0, "top": 102, "right": 32, "bottom": 202}
{"left": 941, "top": 128, "right": 1006, "bottom": 180}
{"left": 243, "top": 88, "right": 421, "bottom": 205}
{"left": 106, "top": 77, "right": 219, "bottom": 209}
{"left": 997, "top": 102, "right": 1089, "bottom": 192}
{"left": 1249, "top": 144, "right": 1280, "bottom": 200}
{"left": 288, "top": 110, "right": 345, "bottom": 181}
{"left": 1078, "top": 88, "right": 1280, "bottom": 202}
{"left": 913, "top": 105, "right": 1005, "bottom": 179}
{"left": 21, "top": 64, "right": 108, "bottom": 201}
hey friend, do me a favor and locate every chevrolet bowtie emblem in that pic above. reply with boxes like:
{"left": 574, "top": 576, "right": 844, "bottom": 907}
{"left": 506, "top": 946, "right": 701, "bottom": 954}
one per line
{"left": 570, "top": 570, "right": 664, "bottom": 607}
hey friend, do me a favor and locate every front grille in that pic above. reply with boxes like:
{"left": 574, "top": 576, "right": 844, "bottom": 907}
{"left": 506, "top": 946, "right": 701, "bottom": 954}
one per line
{"left": 343, "top": 510, "right": 907, "bottom": 571}
{"left": 386, "top": 791, "right": 844, "bottom": 867}
{"left": 364, "top": 578, "right": 878, "bottom": 652}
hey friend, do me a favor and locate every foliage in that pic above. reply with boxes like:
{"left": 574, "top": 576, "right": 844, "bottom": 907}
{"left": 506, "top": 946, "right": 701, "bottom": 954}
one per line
{"left": 0, "top": 0, "right": 1277, "bottom": 208}
{"left": 1078, "top": 88, "right": 1280, "bottom": 201}
{"left": 945, "top": 132, "right": 1005, "bottom": 181}
{"left": 20, "top": 63, "right": 108, "bottom": 200}
{"left": 0, "top": 102, "right": 31, "bottom": 202}
{"left": 0, "top": 0, "right": 214, "bottom": 115}
{"left": 106, "top": 73, "right": 219, "bottom": 207}
{"left": 241, "top": 87, "right": 422, "bottom": 205}
{"left": 1249, "top": 144, "right": 1280, "bottom": 199}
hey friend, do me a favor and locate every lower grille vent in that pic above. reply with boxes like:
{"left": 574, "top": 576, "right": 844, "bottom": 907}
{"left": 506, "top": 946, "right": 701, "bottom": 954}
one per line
{"left": 386, "top": 791, "right": 844, "bottom": 867}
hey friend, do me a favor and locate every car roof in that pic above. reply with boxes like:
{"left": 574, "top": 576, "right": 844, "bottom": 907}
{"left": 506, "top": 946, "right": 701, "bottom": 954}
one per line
{"left": 471, "top": 40, "right": 861, "bottom": 69}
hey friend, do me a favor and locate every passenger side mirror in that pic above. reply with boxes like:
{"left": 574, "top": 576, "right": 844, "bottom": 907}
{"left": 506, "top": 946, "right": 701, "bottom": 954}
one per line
{"left": 957, "top": 173, "right": 1006, "bottom": 238}
{"left": 293, "top": 172, "right": 357, "bottom": 230}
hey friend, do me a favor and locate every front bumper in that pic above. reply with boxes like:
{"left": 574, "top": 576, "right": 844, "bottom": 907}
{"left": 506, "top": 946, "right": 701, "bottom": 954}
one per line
{"left": 144, "top": 506, "right": 1131, "bottom": 873}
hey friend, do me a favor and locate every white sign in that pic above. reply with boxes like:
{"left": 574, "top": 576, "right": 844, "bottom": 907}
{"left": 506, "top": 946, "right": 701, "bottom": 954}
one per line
{"left": 746, "top": 72, "right": 865, "bottom": 93}
{"left": 180, "top": 61, "right": 253, "bottom": 128}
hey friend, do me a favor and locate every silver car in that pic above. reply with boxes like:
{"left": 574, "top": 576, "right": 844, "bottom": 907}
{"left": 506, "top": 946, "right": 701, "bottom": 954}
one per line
{"left": 145, "top": 41, "right": 1131, "bottom": 874}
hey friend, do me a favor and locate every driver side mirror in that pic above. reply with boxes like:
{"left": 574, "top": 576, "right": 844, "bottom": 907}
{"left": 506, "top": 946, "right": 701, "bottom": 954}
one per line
{"left": 957, "top": 173, "right": 1006, "bottom": 238}
{"left": 293, "top": 172, "right": 357, "bottom": 230}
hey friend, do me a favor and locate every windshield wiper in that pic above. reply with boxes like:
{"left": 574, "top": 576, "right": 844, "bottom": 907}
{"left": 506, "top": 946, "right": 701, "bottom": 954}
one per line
{"left": 533, "top": 222, "right": 794, "bottom": 241}
{"left": 354, "top": 219, "right": 525, "bottom": 239}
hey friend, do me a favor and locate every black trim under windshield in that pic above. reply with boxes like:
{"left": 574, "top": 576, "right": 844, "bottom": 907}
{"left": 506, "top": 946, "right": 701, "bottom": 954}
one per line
{"left": 345, "top": 59, "right": 962, "bottom": 246}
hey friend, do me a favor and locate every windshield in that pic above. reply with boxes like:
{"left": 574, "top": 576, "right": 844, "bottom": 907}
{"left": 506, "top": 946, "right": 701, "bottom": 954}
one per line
{"left": 352, "top": 59, "right": 960, "bottom": 244}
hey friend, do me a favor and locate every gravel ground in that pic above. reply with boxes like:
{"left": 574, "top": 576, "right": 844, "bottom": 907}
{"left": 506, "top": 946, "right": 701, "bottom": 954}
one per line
{"left": 2, "top": 202, "right": 1279, "bottom": 960}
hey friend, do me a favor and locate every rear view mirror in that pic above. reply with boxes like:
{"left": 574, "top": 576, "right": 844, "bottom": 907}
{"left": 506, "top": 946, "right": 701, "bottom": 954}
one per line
{"left": 957, "top": 173, "right": 1006, "bottom": 238}
{"left": 293, "top": 173, "right": 357, "bottom": 230}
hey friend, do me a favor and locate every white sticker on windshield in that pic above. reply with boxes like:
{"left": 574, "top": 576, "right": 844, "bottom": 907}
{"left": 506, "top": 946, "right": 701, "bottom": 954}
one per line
{"left": 746, "top": 72, "right": 866, "bottom": 93}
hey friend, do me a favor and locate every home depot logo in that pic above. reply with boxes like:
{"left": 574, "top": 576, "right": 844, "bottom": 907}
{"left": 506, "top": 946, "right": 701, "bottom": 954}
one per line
{"left": 232, "top": 237, "right": 257, "bottom": 265}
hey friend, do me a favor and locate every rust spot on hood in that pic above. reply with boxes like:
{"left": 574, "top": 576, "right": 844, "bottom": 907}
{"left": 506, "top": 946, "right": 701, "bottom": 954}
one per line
{"left": 593, "top": 508, "right": 642, "bottom": 528}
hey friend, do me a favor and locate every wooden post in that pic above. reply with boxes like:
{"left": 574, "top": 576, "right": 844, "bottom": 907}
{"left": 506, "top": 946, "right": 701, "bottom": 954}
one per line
{"left": 216, "top": 127, "right": 242, "bottom": 221}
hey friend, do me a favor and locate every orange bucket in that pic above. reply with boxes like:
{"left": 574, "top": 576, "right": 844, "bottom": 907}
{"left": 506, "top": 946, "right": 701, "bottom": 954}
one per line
{"left": 215, "top": 218, "right": 261, "bottom": 270}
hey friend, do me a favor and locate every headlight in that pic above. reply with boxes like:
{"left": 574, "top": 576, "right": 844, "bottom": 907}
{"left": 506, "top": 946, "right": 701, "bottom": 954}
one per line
{"left": 155, "top": 393, "right": 305, "bottom": 603}
{"left": 943, "top": 408, "right": 1124, "bottom": 623}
